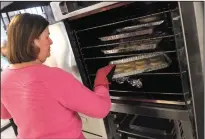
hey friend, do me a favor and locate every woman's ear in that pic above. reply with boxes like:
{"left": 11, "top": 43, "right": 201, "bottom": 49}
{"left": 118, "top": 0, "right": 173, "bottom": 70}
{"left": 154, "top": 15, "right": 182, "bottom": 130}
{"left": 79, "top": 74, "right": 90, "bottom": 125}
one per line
{"left": 33, "top": 39, "right": 40, "bottom": 48}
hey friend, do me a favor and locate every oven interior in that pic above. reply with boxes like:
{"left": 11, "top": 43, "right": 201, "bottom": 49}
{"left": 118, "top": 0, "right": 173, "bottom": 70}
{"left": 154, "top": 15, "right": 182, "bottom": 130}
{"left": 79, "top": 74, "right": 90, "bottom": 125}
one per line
{"left": 63, "top": 2, "right": 193, "bottom": 139}
{"left": 66, "top": 1, "right": 190, "bottom": 106}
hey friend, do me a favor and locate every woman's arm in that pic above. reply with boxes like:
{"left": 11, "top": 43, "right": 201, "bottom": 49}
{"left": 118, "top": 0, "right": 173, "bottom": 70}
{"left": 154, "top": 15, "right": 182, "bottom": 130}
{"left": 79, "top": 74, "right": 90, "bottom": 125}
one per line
{"left": 1, "top": 102, "right": 12, "bottom": 119}
{"left": 47, "top": 68, "right": 112, "bottom": 118}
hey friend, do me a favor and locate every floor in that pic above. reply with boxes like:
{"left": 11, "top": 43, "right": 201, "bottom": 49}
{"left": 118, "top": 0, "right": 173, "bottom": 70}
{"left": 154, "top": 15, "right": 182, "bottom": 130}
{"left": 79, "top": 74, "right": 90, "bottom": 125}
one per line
{"left": 1, "top": 127, "right": 16, "bottom": 139}
{"left": 1, "top": 120, "right": 16, "bottom": 139}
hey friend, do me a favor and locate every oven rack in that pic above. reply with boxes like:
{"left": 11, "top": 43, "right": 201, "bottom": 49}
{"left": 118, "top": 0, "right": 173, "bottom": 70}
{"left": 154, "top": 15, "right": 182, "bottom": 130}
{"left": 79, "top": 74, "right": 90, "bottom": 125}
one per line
{"left": 88, "top": 73, "right": 189, "bottom": 103}
{"left": 88, "top": 64, "right": 184, "bottom": 75}
{"left": 75, "top": 8, "right": 179, "bottom": 33}
{"left": 80, "top": 34, "right": 177, "bottom": 49}
{"left": 83, "top": 50, "right": 176, "bottom": 60}
{"left": 77, "top": 31, "right": 181, "bottom": 49}
{"left": 85, "top": 52, "right": 181, "bottom": 76}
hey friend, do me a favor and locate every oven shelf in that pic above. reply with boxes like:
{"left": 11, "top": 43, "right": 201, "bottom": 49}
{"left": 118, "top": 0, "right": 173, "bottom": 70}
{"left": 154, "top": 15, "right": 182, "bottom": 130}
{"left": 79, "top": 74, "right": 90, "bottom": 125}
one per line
{"left": 81, "top": 38, "right": 179, "bottom": 58}
{"left": 84, "top": 50, "right": 176, "bottom": 60}
{"left": 76, "top": 8, "right": 179, "bottom": 33}
{"left": 81, "top": 34, "right": 176, "bottom": 49}
{"left": 77, "top": 30, "right": 177, "bottom": 49}
{"left": 85, "top": 52, "right": 180, "bottom": 74}
{"left": 89, "top": 74, "right": 184, "bottom": 95}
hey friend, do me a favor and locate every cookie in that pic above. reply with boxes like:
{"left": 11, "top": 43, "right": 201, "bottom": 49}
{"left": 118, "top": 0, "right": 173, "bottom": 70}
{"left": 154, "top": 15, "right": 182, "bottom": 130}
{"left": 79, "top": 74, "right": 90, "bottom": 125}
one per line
{"left": 135, "top": 60, "right": 146, "bottom": 65}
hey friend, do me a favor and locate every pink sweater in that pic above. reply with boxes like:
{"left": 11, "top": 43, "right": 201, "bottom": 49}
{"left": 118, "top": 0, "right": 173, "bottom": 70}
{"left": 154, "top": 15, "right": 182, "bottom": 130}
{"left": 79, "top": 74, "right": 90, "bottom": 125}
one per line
{"left": 1, "top": 64, "right": 111, "bottom": 139}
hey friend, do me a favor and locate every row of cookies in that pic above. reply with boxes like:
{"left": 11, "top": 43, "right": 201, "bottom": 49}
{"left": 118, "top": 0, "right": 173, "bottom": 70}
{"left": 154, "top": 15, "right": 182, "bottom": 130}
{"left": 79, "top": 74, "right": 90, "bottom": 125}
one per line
{"left": 114, "top": 56, "right": 165, "bottom": 74}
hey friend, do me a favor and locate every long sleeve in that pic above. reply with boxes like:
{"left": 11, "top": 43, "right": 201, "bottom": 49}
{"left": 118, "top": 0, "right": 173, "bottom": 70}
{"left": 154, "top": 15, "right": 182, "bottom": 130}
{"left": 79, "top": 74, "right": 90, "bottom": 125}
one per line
{"left": 1, "top": 101, "right": 12, "bottom": 119}
{"left": 47, "top": 68, "right": 111, "bottom": 118}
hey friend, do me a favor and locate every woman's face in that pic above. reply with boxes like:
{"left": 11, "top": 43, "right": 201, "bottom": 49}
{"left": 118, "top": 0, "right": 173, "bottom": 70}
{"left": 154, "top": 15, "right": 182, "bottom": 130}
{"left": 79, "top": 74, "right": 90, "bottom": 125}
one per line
{"left": 34, "top": 27, "right": 53, "bottom": 63}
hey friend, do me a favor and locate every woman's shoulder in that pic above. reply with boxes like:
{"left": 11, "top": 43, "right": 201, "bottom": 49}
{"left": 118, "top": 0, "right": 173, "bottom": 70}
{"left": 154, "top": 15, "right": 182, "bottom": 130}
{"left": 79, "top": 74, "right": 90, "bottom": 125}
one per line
{"left": 41, "top": 65, "right": 73, "bottom": 79}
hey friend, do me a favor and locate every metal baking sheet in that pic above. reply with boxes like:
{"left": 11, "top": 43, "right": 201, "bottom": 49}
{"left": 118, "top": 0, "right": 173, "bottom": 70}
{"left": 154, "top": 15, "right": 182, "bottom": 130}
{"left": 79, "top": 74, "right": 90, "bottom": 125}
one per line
{"left": 102, "top": 39, "right": 161, "bottom": 54}
{"left": 110, "top": 53, "right": 172, "bottom": 79}
{"left": 116, "top": 20, "right": 164, "bottom": 32}
{"left": 99, "top": 28, "right": 153, "bottom": 41}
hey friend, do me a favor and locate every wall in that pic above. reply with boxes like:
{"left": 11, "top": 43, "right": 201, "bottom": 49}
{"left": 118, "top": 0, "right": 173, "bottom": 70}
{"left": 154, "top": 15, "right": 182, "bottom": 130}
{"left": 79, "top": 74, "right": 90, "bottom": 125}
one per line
{"left": 193, "top": 2, "right": 204, "bottom": 72}
{"left": 44, "top": 21, "right": 82, "bottom": 81}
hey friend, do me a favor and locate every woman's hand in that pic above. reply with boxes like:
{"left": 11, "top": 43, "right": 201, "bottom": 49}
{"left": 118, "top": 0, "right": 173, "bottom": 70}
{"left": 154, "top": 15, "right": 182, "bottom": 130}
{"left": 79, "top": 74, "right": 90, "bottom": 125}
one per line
{"left": 94, "top": 64, "right": 116, "bottom": 89}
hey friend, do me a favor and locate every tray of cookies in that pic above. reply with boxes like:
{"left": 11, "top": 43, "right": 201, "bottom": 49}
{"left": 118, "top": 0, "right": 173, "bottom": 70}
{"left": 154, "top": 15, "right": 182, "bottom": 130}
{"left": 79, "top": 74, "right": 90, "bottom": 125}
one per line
{"left": 101, "top": 39, "right": 161, "bottom": 54}
{"left": 110, "top": 52, "right": 171, "bottom": 79}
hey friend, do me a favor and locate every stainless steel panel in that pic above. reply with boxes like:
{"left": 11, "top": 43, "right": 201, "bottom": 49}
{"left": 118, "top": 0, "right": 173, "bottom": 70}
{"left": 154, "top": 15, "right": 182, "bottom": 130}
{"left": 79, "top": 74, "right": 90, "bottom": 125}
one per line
{"left": 179, "top": 2, "right": 204, "bottom": 139}
{"left": 111, "top": 103, "right": 190, "bottom": 121}
{"left": 193, "top": 2, "right": 204, "bottom": 71}
{"left": 111, "top": 96, "right": 191, "bottom": 105}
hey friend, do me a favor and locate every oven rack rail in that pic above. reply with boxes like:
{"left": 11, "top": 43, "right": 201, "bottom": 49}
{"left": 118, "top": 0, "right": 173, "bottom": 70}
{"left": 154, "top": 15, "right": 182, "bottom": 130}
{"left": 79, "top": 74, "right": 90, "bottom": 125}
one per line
{"left": 88, "top": 72, "right": 181, "bottom": 76}
{"left": 88, "top": 69, "right": 187, "bottom": 77}
{"left": 110, "top": 95, "right": 190, "bottom": 106}
{"left": 110, "top": 90, "right": 189, "bottom": 96}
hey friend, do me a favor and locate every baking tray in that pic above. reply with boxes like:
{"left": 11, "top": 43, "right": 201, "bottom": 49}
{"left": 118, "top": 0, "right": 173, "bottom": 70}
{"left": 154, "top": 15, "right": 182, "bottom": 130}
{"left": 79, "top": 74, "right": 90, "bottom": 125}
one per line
{"left": 116, "top": 20, "right": 164, "bottom": 33}
{"left": 129, "top": 115, "right": 174, "bottom": 135}
{"left": 110, "top": 53, "right": 172, "bottom": 79}
{"left": 99, "top": 28, "right": 153, "bottom": 41}
{"left": 101, "top": 39, "right": 162, "bottom": 54}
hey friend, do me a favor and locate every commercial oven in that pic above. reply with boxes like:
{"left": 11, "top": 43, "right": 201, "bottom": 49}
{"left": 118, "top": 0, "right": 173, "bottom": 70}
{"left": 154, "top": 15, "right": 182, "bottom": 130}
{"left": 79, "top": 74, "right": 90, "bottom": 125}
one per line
{"left": 1, "top": 1, "right": 204, "bottom": 139}
{"left": 50, "top": 2, "right": 204, "bottom": 139}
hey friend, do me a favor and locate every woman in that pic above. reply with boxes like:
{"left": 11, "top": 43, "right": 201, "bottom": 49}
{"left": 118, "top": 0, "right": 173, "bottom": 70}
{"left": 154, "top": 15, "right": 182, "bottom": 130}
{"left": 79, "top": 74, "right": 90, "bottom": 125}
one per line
{"left": 1, "top": 13, "right": 115, "bottom": 139}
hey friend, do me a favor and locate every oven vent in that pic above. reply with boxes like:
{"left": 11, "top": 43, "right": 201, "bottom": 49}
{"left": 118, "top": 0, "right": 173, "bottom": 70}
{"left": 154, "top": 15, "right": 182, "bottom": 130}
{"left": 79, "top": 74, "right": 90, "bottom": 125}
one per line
{"left": 178, "top": 121, "right": 186, "bottom": 139}
{"left": 176, "top": 120, "right": 194, "bottom": 139}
